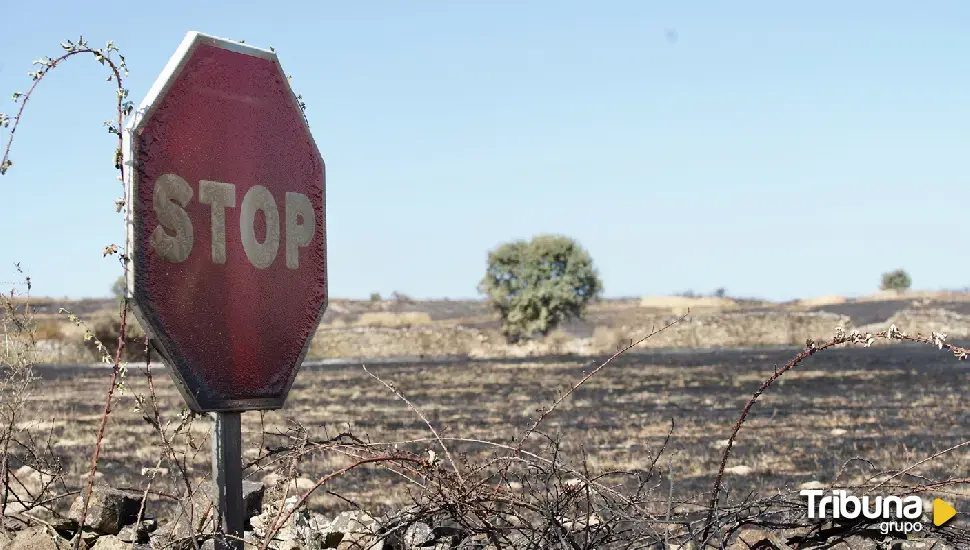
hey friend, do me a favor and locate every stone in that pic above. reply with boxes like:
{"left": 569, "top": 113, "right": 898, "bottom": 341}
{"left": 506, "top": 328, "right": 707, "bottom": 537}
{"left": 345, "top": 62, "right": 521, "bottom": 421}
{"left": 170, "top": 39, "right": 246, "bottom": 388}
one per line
{"left": 891, "top": 540, "right": 954, "bottom": 550}
{"left": 68, "top": 535, "right": 90, "bottom": 550}
{"left": 117, "top": 520, "right": 153, "bottom": 544}
{"left": 327, "top": 511, "right": 381, "bottom": 550}
{"left": 429, "top": 523, "right": 466, "bottom": 546}
{"left": 141, "top": 518, "right": 158, "bottom": 533}
{"left": 146, "top": 532, "right": 172, "bottom": 550}
{"left": 50, "top": 516, "right": 80, "bottom": 539}
{"left": 156, "top": 516, "right": 202, "bottom": 548}
{"left": 12, "top": 465, "right": 57, "bottom": 496}
{"left": 68, "top": 485, "right": 143, "bottom": 535}
{"left": 196, "top": 480, "right": 265, "bottom": 523}
{"left": 91, "top": 535, "right": 129, "bottom": 550}
{"left": 263, "top": 472, "right": 282, "bottom": 488}
{"left": 457, "top": 534, "right": 494, "bottom": 549}
{"left": 402, "top": 521, "right": 432, "bottom": 547}
{"left": 500, "top": 529, "right": 533, "bottom": 549}
{"left": 3, "top": 466, "right": 58, "bottom": 516}
{"left": 117, "top": 525, "right": 136, "bottom": 543}
{"left": 295, "top": 511, "right": 336, "bottom": 550}
{"left": 377, "top": 509, "right": 471, "bottom": 549}
{"left": 80, "top": 528, "right": 100, "bottom": 547}
{"left": 557, "top": 514, "right": 601, "bottom": 533}
{"left": 733, "top": 528, "right": 792, "bottom": 549}
{"left": 160, "top": 487, "right": 219, "bottom": 543}
{"left": 337, "top": 537, "right": 383, "bottom": 550}
{"left": 10, "top": 527, "right": 58, "bottom": 550}
{"left": 329, "top": 510, "right": 377, "bottom": 535}
{"left": 249, "top": 496, "right": 306, "bottom": 549}
{"left": 243, "top": 480, "right": 266, "bottom": 521}
{"left": 840, "top": 535, "right": 879, "bottom": 550}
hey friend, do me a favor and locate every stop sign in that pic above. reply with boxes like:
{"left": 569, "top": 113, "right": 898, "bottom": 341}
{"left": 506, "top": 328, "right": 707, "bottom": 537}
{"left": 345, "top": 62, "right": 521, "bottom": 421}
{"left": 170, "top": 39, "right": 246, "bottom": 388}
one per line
{"left": 123, "top": 32, "right": 327, "bottom": 412}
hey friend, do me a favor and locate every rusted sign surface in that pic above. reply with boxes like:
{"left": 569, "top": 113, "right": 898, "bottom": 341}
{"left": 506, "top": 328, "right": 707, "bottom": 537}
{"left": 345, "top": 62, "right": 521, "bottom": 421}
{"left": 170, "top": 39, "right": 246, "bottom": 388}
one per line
{"left": 124, "top": 32, "right": 327, "bottom": 412}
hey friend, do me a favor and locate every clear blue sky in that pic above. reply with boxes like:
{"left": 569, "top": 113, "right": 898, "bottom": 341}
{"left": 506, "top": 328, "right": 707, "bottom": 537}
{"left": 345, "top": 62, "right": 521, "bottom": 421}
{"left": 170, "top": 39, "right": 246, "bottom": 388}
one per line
{"left": 1, "top": 1, "right": 968, "bottom": 301}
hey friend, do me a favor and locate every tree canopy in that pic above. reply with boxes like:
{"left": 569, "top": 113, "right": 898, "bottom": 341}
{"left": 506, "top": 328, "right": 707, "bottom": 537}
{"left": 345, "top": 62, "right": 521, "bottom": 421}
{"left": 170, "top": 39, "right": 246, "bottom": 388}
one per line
{"left": 479, "top": 234, "right": 602, "bottom": 343}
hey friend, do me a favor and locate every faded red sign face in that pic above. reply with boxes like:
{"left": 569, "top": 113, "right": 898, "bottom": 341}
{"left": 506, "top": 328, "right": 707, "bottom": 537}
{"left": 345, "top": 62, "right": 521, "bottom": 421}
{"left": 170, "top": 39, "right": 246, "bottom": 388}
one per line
{"left": 128, "top": 33, "right": 327, "bottom": 412}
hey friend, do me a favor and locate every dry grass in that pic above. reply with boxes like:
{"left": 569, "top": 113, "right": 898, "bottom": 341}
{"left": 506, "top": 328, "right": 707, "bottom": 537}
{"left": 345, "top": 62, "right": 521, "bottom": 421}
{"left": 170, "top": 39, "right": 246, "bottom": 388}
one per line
{"left": 353, "top": 311, "right": 433, "bottom": 328}
{"left": 792, "top": 294, "right": 848, "bottom": 307}
{"left": 31, "top": 319, "right": 63, "bottom": 340}
{"left": 590, "top": 326, "right": 631, "bottom": 352}
{"left": 857, "top": 309, "right": 970, "bottom": 341}
{"left": 6, "top": 279, "right": 970, "bottom": 547}
{"left": 541, "top": 328, "right": 572, "bottom": 354}
{"left": 637, "top": 295, "right": 739, "bottom": 313}
{"left": 324, "top": 311, "right": 435, "bottom": 329}
{"left": 307, "top": 312, "right": 852, "bottom": 361}
{"left": 852, "top": 290, "right": 970, "bottom": 302}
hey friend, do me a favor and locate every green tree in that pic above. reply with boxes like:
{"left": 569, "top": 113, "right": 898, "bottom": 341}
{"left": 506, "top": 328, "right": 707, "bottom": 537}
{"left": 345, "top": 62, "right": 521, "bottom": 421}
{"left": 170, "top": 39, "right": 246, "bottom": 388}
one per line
{"left": 880, "top": 269, "right": 912, "bottom": 292}
{"left": 111, "top": 275, "right": 129, "bottom": 311}
{"left": 111, "top": 275, "right": 126, "bottom": 301}
{"left": 97, "top": 275, "right": 149, "bottom": 361}
{"left": 479, "top": 234, "right": 602, "bottom": 343}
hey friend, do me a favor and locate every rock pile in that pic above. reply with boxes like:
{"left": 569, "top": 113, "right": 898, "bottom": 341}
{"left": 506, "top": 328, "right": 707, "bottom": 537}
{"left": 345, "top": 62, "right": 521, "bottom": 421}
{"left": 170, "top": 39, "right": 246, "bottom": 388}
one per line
{"left": 8, "top": 483, "right": 958, "bottom": 549}
{"left": 3, "top": 483, "right": 501, "bottom": 549}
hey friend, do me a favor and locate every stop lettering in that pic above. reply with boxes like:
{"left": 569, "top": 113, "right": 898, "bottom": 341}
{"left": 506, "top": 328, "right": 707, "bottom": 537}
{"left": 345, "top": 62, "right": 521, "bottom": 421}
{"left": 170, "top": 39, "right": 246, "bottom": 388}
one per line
{"left": 152, "top": 174, "right": 317, "bottom": 270}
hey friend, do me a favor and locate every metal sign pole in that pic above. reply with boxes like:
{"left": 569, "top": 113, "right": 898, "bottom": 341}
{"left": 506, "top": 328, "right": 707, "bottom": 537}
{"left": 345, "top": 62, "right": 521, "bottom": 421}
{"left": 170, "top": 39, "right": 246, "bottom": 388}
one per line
{"left": 212, "top": 412, "right": 244, "bottom": 550}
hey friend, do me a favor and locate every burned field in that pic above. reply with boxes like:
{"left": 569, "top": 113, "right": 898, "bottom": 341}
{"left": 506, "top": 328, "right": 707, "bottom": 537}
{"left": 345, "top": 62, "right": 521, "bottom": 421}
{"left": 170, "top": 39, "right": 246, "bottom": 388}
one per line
{"left": 22, "top": 342, "right": 970, "bottom": 528}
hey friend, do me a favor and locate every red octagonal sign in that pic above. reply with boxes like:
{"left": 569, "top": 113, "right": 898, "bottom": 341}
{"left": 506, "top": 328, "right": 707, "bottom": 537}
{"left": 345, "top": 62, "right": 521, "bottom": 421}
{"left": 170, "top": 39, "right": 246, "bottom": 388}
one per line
{"left": 124, "top": 32, "right": 327, "bottom": 412}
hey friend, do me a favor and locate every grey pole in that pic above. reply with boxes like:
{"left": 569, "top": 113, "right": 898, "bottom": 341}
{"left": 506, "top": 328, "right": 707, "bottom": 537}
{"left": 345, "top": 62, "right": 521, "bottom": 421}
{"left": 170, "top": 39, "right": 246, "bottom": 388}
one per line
{"left": 212, "top": 412, "right": 244, "bottom": 550}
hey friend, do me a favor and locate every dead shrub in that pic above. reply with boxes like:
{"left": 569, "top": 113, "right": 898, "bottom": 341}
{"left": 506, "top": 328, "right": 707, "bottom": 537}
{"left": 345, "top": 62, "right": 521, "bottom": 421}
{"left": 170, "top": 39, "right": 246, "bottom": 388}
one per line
{"left": 84, "top": 315, "right": 149, "bottom": 362}
{"left": 328, "top": 318, "right": 349, "bottom": 328}
{"left": 354, "top": 312, "right": 432, "bottom": 329}
{"left": 591, "top": 326, "right": 631, "bottom": 352}
{"left": 31, "top": 318, "right": 64, "bottom": 341}
{"left": 543, "top": 328, "right": 572, "bottom": 354}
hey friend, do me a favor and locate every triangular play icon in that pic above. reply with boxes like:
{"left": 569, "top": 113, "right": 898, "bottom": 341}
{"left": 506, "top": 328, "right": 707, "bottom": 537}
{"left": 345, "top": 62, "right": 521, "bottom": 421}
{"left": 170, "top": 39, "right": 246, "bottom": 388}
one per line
{"left": 934, "top": 498, "right": 956, "bottom": 527}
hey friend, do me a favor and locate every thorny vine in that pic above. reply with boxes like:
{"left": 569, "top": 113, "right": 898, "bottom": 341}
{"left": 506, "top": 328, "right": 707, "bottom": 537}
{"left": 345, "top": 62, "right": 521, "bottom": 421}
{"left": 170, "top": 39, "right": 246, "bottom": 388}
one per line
{"left": 0, "top": 35, "right": 136, "bottom": 549}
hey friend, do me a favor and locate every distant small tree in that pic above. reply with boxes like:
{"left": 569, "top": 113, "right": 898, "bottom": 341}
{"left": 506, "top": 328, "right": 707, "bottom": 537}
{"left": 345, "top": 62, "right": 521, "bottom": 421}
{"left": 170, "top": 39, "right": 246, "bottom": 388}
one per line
{"left": 111, "top": 275, "right": 126, "bottom": 299}
{"left": 369, "top": 292, "right": 382, "bottom": 302}
{"left": 880, "top": 269, "right": 912, "bottom": 292}
{"left": 479, "top": 234, "right": 602, "bottom": 343}
{"left": 111, "top": 275, "right": 127, "bottom": 309}
{"left": 100, "top": 275, "right": 148, "bottom": 360}
{"left": 713, "top": 287, "right": 727, "bottom": 298}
